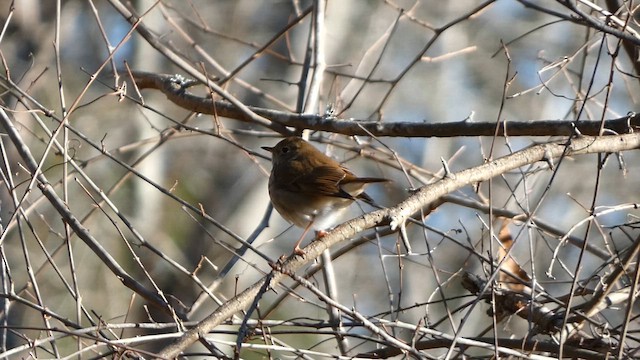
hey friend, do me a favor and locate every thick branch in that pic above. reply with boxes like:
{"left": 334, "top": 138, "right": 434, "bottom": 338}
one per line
{"left": 127, "top": 71, "right": 640, "bottom": 137}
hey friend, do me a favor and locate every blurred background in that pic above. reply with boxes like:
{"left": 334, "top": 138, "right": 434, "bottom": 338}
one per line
{"left": 0, "top": 0, "right": 638, "bottom": 358}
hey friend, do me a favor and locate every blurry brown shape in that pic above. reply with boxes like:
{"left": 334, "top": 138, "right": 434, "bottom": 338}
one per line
{"left": 492, "top": 219, "right": 534, "bottom": 322}
{"left": 497, "top": 219, "right": 532, "bottom": 293}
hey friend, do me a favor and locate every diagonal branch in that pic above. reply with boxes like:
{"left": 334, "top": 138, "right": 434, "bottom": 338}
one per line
{"left": 157, "top": 132, "right": 640, "bottom": 358}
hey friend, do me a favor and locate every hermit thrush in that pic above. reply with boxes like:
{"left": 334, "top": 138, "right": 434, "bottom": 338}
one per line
{"left": 262, "top": 137, "right": 388, "bottom": 254}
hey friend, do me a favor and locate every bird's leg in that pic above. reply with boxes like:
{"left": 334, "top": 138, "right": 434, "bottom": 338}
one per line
{"left": 293, "top": 221, "right": 314, "bottom": 255}
{"left": 293, "top": 217, "right": 329, "bottom": 255}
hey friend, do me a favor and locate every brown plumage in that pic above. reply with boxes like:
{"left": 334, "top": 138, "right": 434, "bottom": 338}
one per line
{"left": 263, "top": 137, "right": 388, "bottom": 254}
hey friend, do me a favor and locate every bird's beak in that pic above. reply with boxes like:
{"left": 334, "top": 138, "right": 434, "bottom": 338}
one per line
{"left": 261, "top": 146, "right": 274, "bottom": 153}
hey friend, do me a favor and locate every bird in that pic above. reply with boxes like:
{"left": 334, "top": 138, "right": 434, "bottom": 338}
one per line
{"left": 262, "top": 137, "right": 388, "bottom": 254}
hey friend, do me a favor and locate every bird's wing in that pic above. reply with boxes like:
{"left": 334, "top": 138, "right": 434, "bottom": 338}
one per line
{"left": 289, "top": 165, "right": 354, "bottom": 199}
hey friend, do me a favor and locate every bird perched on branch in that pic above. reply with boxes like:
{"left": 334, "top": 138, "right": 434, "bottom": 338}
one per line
{"left": 263, "top": 137, "right": 388, "bottom": 255}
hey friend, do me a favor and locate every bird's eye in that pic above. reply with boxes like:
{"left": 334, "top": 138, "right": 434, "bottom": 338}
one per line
{"left": 281, "top": 146, "right": 289, "bottom": 153}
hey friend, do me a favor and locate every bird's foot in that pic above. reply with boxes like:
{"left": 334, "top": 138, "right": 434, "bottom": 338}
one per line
{"left": 293, "top": 246, "right": 306, "bottom": 256}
